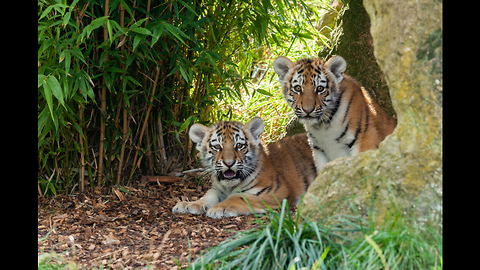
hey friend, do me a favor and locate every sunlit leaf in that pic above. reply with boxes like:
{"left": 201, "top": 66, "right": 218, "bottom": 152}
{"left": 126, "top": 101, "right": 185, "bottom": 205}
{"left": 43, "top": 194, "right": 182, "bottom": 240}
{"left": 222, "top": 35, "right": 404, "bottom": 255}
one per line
{"left": 256, "top": 88, "right": 272, "bottom": 96}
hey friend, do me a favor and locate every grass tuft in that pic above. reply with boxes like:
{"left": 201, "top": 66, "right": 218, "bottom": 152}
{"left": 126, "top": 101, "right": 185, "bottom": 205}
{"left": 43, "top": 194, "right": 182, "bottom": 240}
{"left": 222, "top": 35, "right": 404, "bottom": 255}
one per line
{"left": 185, "top": 194, "right": 442, "bottom": 270}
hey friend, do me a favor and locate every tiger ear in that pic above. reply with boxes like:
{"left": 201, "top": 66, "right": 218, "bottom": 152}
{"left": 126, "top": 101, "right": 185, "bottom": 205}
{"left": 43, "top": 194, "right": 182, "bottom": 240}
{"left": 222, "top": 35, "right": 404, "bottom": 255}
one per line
{"left": 245, "top": 117, "right": 264, "bottom": 144}
{"left": 273, "top": 56, "right": 293, "bottom": 82}
{"left": 325, "top": 55, "right": 346, "bottom": 84}
{"left": 189, "top": 123, "right": 208, "bottom": 145}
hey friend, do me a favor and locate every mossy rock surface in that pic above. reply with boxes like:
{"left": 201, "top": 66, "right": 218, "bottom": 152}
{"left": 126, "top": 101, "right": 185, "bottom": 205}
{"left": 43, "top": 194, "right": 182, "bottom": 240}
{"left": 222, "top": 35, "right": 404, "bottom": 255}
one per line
{"left": 301, "top": 0, "right": 442, "bottom": 226}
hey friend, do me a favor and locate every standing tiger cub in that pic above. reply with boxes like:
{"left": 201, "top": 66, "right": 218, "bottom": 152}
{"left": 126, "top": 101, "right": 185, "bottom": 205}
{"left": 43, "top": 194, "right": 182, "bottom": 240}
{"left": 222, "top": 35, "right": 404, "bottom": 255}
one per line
{"left": 273, "top": 55, "right": 397, "bottom": 173}
{"left": 172, "top": 117, "right": 316, "bottom": 219}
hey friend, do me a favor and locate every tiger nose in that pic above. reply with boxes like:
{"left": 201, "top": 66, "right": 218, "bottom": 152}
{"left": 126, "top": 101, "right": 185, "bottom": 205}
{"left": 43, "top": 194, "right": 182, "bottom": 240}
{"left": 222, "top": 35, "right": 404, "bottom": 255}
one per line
{"left": 303, "top": 107, "right": 314, "bottom": 114}
{"left": 224, "top": 160, "right": 235, "bottom": 167}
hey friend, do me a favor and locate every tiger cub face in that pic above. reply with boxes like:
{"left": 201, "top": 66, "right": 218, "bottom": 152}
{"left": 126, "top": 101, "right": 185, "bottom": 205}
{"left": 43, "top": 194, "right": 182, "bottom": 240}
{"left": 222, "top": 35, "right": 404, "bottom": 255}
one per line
{"left": 189, "top": 117, "right": 264, "bottom": 188}
{"left": 273, "top": 55, "right": 347, "bottom": 125}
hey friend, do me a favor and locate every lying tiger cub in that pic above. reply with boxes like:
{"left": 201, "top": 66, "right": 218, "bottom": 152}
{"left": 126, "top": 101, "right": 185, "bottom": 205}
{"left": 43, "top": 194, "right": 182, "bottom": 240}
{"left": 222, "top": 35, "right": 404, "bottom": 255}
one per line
{"left": 172, "top": 117, "right": 317, "bottom": 218}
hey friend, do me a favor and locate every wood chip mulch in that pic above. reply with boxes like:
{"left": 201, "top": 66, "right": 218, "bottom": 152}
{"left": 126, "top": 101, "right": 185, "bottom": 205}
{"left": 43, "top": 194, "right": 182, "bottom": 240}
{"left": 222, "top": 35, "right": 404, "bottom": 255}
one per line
{"left": 38, "top": 175, "right": 268, "bottom": 269}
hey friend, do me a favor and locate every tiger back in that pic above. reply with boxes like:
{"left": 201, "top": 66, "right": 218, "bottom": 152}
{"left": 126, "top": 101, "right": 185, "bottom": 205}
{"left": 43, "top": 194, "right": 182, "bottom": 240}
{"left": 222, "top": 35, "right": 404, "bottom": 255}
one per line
{"left": 273, "top": 55, "right": 397, "bottom": 173}
{"left": 172, "top": 117, "right": 316, "bottom": 219}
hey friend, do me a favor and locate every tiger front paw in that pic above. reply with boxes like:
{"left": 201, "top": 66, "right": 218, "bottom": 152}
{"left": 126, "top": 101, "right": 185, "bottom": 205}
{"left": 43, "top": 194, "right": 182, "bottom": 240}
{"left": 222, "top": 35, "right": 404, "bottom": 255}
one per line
{"left": 172, "top": 200, "right": 211, "bottom": 215}
{"left": 206, "top": 204, "right": 242, "bottom": 219}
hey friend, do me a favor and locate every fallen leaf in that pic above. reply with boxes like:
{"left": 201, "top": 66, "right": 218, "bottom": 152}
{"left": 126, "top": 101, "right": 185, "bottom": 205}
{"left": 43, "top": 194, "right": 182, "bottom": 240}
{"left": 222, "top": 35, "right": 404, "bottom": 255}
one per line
{"left": 53, "top": 213, "right": 68, "bottom": 220}
{"left": 99, "top": 214, "right": 112, "bottom": 222}
{"left": 113, "top": 188, "right": 124, "bottom": 201}
{"left": 103, "top": 232, "right": 120, "bottom": 245}
{"left": 122, "top": 248, "right": 129, "bottom": 257}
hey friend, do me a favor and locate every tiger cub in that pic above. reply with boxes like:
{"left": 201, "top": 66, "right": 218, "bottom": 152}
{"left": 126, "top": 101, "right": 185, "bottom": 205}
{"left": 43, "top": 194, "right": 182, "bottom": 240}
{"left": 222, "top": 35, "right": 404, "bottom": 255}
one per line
{"left": 273, "top": 55, "right": 397, "bottom": 173}
{"left": 172, "top": 117, "right": 316, "bottom": 219}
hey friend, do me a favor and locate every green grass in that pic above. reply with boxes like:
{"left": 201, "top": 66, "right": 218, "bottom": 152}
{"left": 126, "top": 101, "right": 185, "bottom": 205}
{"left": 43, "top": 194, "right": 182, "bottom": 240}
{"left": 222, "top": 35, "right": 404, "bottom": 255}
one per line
{"left": 185, "top": 196, "right": 442, "bottom": 270}
{"left": 38, "top": 253, "right": 78, "bottom": 270}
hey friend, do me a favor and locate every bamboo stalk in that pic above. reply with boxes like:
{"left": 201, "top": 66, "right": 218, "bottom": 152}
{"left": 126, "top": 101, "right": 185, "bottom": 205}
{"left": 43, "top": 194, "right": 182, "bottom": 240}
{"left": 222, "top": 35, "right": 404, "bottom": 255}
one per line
{"left": 79, "top": 105, "right": 85, "bottom": 192}
{"left": 157, "top": 113, "right": 167, "bottom": 166}
{"left": 129, "top": 1, "right": 156, "bottom": 180}
{"left": 130, "top": 67, "right": 160, "bottom": 179}
{"left": 97, "top": 0, "right": 110, "bottom": 185}
{"left": 116, "top": 2, "right": 127, "bottom": 186}
{"left": 145, "top": 0, "right": 152, "bottom": 25}
{"left": 145, "top": 123, "right": 155, "bottom": 174}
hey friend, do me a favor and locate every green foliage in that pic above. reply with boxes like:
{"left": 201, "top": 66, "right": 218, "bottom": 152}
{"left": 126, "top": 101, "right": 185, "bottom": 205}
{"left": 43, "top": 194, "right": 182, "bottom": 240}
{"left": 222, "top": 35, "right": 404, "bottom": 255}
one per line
{"left": 188, "top": 199, "right": 334, "bottom": 269}
{"left": 38, "top": 0, "right": 327, "bottom": 195}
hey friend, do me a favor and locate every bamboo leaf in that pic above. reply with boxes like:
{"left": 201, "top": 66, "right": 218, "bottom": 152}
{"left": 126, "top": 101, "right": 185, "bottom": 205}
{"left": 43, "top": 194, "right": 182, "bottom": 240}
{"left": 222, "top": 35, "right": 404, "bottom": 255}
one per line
{"left": 104, "top": 73, "right": 113, "bottom": 90}
{"left": 39, "top": 5, "right": 54, "bottom": 21}
{"left": 179, "top": 116, "right": 197, "bottom": 133}
{"left": 45, "top": 75, "right": 64, "bottom": 106}
{"left": 38, "top": 75, "right": 46, "bottom": 88}
{"left": 256, "top": 88, "right": 272, "bottom": 96}
{"left": 125, "top": 75, "right": 142, "bottom": 86}
{"left": 178, "top": 65, "right": 190, "bottom": 83}
{"left": 79, "top": 16, "right": 109, "bottom": 42}
{"left": 151, "top": 23, "right": 165, "bottom": 47}
{"left": 41, "top": 82, "right": 54, "bottom": 120}
{"left": 90, "top": 16, "right": 109, "bottom": 30}
{"left": 62, "top": 11, "right": 71, "bottom": 28}
{"left": 69, "top": 47, "right": 86, "bottom": 65}
{"left": 129, "top": 27, "right": 152, "bottom": 36}
{"left": 133, "top": 34, "right": 142, "bottom": 51}
{"left": 177, "top": 0, "right": 198, "bottom": 16}
{"left": 38, "top": 106, "right": 51, "bottom": 138}
{"left": 107, "top": 19, "right": 113, "bottom": 44}
{"left": 105, "top": 67, "right": 126, "bottom": 74}
{"left": 126, "top": 53, "right": 136, "bottom": 69}
{"left": 64, "top": 50, "right": 71, "bottom": 76}
{"left": 69, "top": 0, "right": 80, "bottom": 9}
{"left": 49, "top": 182, "right": 57, "bottom": 196}
{"left": 163, "top": 22, "right": 190, "bottom": 46}
{"left": 74, "top": 122, "right": 85, "bottom": 139}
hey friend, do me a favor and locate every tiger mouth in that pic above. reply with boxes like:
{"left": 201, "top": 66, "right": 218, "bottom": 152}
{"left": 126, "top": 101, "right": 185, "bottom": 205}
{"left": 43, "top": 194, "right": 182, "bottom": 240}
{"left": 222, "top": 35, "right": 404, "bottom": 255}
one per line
{"left": 299, "top": 114, "right": 320, "bottom": 121}
{"left": 219, "top": 169, "right": 238, "bottom": 180}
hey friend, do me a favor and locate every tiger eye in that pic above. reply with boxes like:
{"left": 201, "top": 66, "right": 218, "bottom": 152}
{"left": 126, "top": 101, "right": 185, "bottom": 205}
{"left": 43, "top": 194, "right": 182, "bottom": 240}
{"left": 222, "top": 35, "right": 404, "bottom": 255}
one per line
{"left": 316, "top": 85, "right": 326, "bottom": 94}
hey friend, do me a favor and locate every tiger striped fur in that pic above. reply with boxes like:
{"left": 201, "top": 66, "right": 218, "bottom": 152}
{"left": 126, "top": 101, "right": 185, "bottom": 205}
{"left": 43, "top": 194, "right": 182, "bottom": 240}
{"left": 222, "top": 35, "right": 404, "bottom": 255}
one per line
{"left": 172, "top": 117, "right": 316, "bottom": 219}
{"left": 273, "top": 55, "right": 397, "bottom": 173}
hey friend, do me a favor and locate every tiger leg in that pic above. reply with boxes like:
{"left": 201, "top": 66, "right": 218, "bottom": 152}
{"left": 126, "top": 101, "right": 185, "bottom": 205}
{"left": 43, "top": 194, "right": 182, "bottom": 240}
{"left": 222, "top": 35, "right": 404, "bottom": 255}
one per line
{"left": 206, "top": 193, "right": 280, "bottom": 219}
{"left": 312, "top": 147, "right": 330, "bottom": 173}
{"left": 172, "top": 189, "right": 220, "bottom": 215}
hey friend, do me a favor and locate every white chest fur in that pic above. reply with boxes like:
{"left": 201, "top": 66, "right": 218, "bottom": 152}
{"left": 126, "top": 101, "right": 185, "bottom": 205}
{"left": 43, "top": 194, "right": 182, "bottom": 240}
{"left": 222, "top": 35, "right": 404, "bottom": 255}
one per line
{"left": 305, "top": 99, "right": 359, "bottom": 173}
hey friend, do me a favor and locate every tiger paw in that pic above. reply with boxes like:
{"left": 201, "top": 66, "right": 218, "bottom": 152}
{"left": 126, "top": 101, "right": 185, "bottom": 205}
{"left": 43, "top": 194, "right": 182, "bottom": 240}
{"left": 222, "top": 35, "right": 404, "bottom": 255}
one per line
{"left": 172, "top": 201, "right": 211, "bottom": 215}
{"left": 206, "top": 204, "right": 244, "bottom": 219}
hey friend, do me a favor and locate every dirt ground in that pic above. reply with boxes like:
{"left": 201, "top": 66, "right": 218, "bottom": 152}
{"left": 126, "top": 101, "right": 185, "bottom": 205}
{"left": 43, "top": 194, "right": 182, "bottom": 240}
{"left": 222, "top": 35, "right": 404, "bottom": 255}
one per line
{"left": 37, "top": 174, "right": 267, "bottom": 269}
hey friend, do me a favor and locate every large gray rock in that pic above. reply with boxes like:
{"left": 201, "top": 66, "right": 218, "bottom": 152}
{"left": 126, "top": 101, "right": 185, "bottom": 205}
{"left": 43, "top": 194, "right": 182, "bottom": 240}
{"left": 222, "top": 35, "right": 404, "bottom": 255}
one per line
{"left": 301, "top": 0, "right": 442, "bottom": 226}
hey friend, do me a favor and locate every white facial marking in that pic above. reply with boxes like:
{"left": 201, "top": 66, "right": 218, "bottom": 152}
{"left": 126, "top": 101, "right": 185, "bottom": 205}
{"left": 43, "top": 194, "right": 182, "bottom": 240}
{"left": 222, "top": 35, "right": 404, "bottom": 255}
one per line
{"left": 314, "top": 73, "right": 327, "bottom": 88}
{"left": 291, "top": 73, "right": 304, "bottom": 93}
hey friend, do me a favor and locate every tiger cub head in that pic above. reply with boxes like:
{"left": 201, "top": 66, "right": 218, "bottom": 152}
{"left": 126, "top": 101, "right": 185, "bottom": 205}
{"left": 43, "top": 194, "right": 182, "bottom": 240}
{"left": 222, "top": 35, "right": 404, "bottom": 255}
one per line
{"left": 188, "top": 117, "right": 264, "bottom": 188}
{"left": 273, "top": 55, "right": 347, "bottom": 125}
